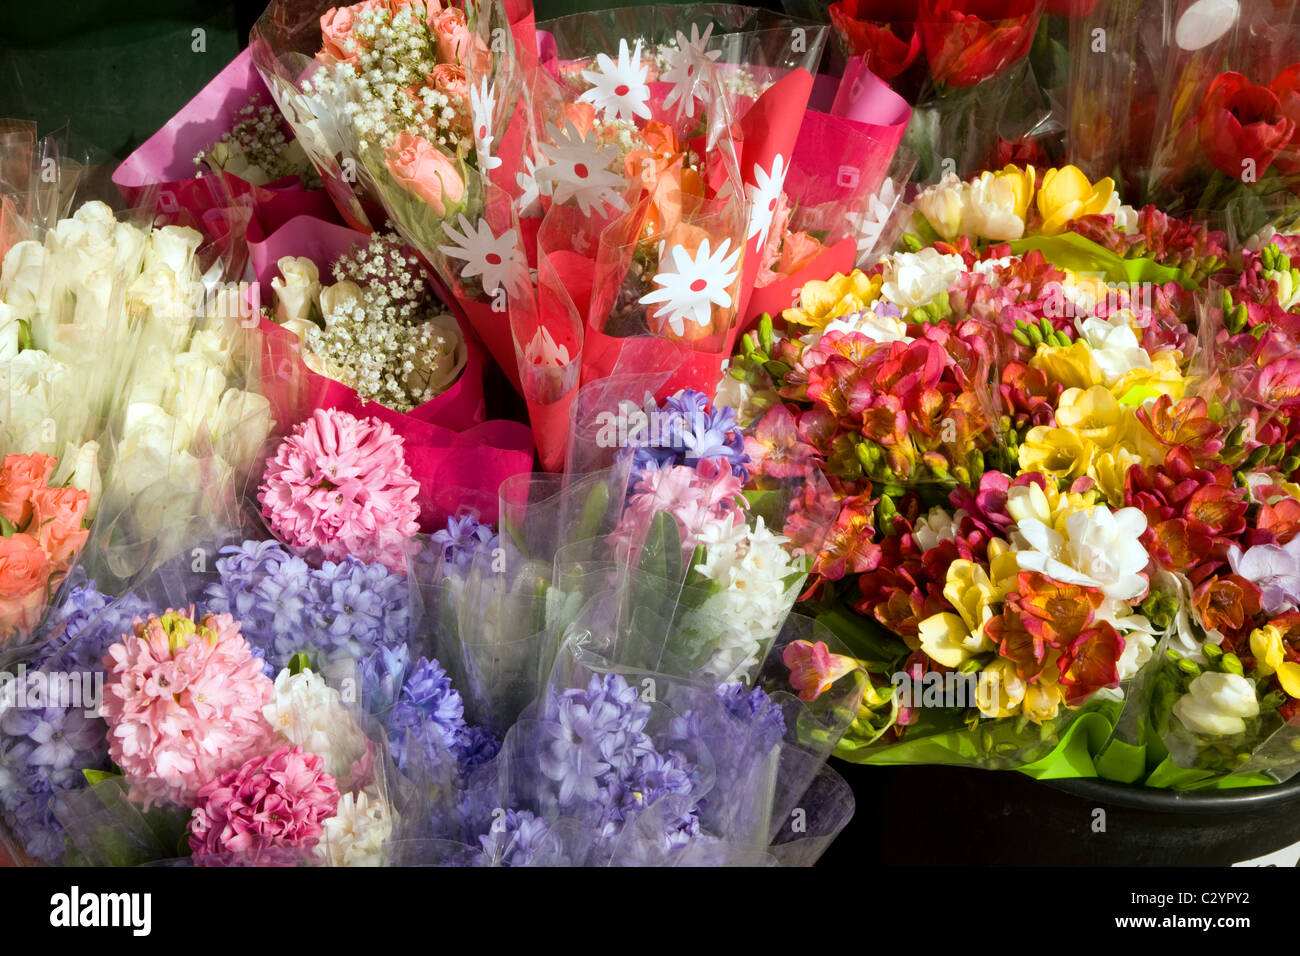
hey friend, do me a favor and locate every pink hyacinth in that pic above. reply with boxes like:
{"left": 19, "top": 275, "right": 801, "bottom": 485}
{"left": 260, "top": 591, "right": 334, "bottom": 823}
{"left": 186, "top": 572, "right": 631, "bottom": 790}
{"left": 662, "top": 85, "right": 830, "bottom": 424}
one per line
{"left": 258, "top": 408, "right": 421, "bottom": 573}
{"left": 611, "top": 458, "right": 747, "bottom": 564}
{"left": 100, "top": 609, "right": 275, "bottom": 809}
{"left": 188, "top": 746, "right": 340, "bottom": 863}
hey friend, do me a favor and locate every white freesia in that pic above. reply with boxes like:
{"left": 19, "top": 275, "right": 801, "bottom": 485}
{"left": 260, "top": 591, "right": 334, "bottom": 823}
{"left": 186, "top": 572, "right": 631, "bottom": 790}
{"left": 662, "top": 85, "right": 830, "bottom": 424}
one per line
{"left": 1172, "top": 672, "right": 1259, "bottom": 736}
{"left": 272, "top": 256, "right": 322, "bottom": 323}
{"left": 1014, "top": 504, "right": 1151, "bottom": 602}
{"left": 912, "top": 173, "right": 966, "bottom": 241}
{"left": 963, "top": 170, "right": 1027, "bottom": 241}
{"left": 264, "top": 669, "right": 370, "bottom": 782}
{"left": 913, "top": 507, "right": 966, "bottom": 552}
{"left": 821, "top": 308, "right": 913, "bottom": 344}
{"left": 1075, "top": 312, "right": 1151, "bottom": 386}
{"left": 879, "top": 248, "right": 965, "bottom": 312}
{"left": 314, "top": 788, "right": 395, "bottom": 867}
{"left": 1115, "top": 629, "right": 1156, "bottom": 681}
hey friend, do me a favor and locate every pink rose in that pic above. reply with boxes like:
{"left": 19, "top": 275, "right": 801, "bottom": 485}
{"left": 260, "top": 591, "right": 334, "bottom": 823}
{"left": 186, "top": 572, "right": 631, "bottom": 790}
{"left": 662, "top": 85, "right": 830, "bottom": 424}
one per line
{"left": 28, "top": 485, "right": 89, "bottom": 569}
{"left": 0, "top": 453, "right": 57, "bottom": 528}
{"left": 0, "top": 533, "right": 50, "bottom": 642}
{"left": 384, "top": 130, "right": 465, "bottom": 217}
{"left": 429, "top": 7, "right": 491, "bottom": 73}
{"left": 778, "top": 231, "right": 825, "bottom": 275}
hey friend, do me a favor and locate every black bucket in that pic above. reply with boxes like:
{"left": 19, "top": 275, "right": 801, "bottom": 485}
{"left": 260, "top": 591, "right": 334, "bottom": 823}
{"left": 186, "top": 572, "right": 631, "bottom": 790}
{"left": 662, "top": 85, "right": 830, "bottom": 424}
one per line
{"left": 818, "top": 763, "right": 1300, "bottom": 867}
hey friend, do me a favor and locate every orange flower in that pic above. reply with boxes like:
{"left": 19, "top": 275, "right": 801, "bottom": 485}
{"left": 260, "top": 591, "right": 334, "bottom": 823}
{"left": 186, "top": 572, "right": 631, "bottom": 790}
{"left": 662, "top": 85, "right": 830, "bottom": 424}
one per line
{"left": 1194, "top": 574, "right": 1263, "bottom": 637}
{"left": 563, "top": 102, "right": 597, "bottom": 139}
{"left": 1015, "top": 571, "right": 1104, "bottom": 648}
{"left": 0, "top": 453, "right": 57, "bottom": 527}
{"left": 0, "top": 532, "right": 50, "bottom": 642}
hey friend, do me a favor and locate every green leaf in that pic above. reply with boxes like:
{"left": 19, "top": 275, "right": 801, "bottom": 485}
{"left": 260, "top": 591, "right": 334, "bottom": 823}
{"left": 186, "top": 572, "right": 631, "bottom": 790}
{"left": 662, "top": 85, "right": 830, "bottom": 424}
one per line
{"left": 1006, "top": 233, "right": 1193, "bottom": 289}
{"left": 0, "top": 513, "right": 14, "bottom": 537}
{"left": 82, "top": 768, "right": 121, "bottom": 786}
{"left": 288, "top": 651, "right": 312, "bottom": 675}
{"left": 572, "top": 481, "right": 611, "bottom": 544}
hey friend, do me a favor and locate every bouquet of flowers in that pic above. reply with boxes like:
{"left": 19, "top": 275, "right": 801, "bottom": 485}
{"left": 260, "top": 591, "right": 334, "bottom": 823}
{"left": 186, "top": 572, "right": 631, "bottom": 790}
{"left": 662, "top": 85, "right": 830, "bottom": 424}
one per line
{"left": 728, "top": 159, "right": 1300, "bottom": 788}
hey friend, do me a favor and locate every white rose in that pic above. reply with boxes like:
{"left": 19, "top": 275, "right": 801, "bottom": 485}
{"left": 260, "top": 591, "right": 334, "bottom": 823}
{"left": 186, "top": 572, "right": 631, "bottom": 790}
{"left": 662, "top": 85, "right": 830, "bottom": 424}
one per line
{"left": 52, "top": 440, "right": 103, "bottom": 519}
{"left": 143, "top": 225, "right": 203, "bottom": 281}
{"left": 128, "top": 264, "right": 193, "bottom": 347}
{"left": 161, "top": 353, "right": 228, "bottom": 448}
{"left": 0, "top": 240, "right": 47, "bottom": 318}
{"left": 318, "top": 279, "right": 363, "bottom": 319}
{"left": 272, "top": 256, "right": 321, "bottom": 324}
{"left": 0, "top": 301, "right": 18, "bottom": 361}
{"left": 1172, "top": 672, "right": 1259, "bottom": 737}
{"left": 211, "top": 388, "right": 272, "bottom": 469}
{"left": 121, "top": 402, "right": 190, "bottom": 459}
{"left": 0, "top": 349, "right": 74, "bottom": 453}
{"left": 880, "top": 248, "right": 965, "bottom": 312}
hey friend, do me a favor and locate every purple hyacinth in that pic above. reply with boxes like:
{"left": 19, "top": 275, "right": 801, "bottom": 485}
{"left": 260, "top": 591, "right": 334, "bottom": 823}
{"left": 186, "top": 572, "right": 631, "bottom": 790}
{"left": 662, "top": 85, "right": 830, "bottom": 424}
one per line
{"left": 429, "top": 515, "right": 499, "bottom": 575}
{"left": 539, "top": 673, "right": 655, "bottom": 806}
{"left": 629, "top": 389, "right": 749, "bottom": 482}
{"left": 477, "top": 809, "right": 556, "bottom": 867}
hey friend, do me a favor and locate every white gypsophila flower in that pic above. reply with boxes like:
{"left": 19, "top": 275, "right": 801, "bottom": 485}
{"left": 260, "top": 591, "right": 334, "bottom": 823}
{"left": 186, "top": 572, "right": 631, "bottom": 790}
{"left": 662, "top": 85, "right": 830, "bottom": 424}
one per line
{"left": 879, "top": 247, "right": 965, "bottom": 312}
{"left": 273, "top": 256, "right": 323, "bottom": 324}
{"left": 1172, "top": 672, "right": 1260, "bottom": 737}
{"left": 913, "top": 507, "right": 966, "bottom": 552}
{"left": 264, "top": 669, "right": 370, "bottom": 783}
{"left": 314, "top": 788, "right": 395, "bottom": 867}
{"left": 1013, "top": 504, "right": 1151, "bottom": 603}
{"left": 1074, "top": 312, "right": 1152, "bottom": 387}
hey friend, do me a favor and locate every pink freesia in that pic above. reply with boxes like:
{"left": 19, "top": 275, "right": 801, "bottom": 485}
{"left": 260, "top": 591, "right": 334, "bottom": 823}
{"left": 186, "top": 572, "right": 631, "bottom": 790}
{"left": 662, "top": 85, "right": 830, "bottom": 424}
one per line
{"left": 783, "top": 639, "right": 859, "bottom": 702}
{"left": 259, "top": 408, "right": 422, "bottom": 572}
{"left": 100, "top": 609, "right": 275, "bottom": 808}
{"left": 189, "top": 745, "right": 340, "bottom": 863}
{"left": 744, "top": 405, "right": 820, "bottom": 480}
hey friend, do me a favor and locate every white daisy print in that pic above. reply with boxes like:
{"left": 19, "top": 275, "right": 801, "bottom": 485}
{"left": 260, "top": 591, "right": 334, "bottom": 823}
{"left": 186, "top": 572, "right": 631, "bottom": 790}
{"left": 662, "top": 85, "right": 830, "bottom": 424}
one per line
{"left": 745, "top": 154, "right": 788, "bottom": 250}
{"left": 660, "top": 23, "right": 721, "bottom": 120}
{"left": 639, "top": 237, "right": 742, "bottom": 337}
{"left": 578, "top": 38, "right": 652, "bottom": 123}
{"left": 535, "top": 121, "right": 629, "bottom": 216}
{"left": 516, "top": 150, "right": 550, "bottom": 216}
{"left": 470, "top": 77, "right": 502, "bottom": 173}
{"left": 523, "top": 326, "right": 572, "bottom": 368}
{"left": 438, "top": 215, "right": 526, "bottom": 296}
{"left": 846, "top": 178, "right": 900, "bottom": 267}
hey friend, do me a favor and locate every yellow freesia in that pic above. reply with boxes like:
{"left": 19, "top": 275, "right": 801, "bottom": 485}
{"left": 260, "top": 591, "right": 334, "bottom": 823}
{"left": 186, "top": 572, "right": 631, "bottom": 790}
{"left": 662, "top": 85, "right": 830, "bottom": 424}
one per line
{"left": 1022, "top": 677, "right": 1064, "bottom": 724}
{"left": 943, "top": 560, "right": 998, "bottom": 634}
{"left": 1019, "top": 425, "right": 1097, "bottom": 483}
{"left": 1030, "top": 340, "right": 1106, "bottom": 391}
{"left": 1004, "top": 478, "right": 1095, "bottom": 532}
{"left": 1036, "top": 165, "right": 1121, "bottom": 236}
{"left": 985, "top": 538, "right": 1021, "bottom": 600}
{"left": 1251, "top": 626, "right": 1286, "bottom": 675}
{"left": 1055, "top": 385, "right": 1136, "bottom": 450}
{"left": 1090, "top": 447, "right": 1144, "bottom": 507}
{"left": 783, "top": 270, "right": 881, "bottom": 330}
{"left": 917, "top": 613, "right": 978, "bottom": 669}
{"left": 977, "top": 658, "right": 1026, "bottom": 719}
{"left": 997, "top": 164, "right": 1037, "bottom": 222}
{"left": 1111, "top": 352, "right": 1187, "bottom": 405}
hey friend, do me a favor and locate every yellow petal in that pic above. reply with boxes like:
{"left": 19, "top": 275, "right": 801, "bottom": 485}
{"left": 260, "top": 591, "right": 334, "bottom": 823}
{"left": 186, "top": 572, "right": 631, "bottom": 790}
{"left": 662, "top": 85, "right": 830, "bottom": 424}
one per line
{"left": 1276, "top": 662, "right": 1300, "bottom": 700}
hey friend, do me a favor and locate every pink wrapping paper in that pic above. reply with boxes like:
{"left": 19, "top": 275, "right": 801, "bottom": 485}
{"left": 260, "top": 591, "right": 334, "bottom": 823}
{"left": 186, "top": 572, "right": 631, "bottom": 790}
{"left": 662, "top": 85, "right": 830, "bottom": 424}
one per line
{"left": 251, "top": 213, "right": 535, "bottom": 526}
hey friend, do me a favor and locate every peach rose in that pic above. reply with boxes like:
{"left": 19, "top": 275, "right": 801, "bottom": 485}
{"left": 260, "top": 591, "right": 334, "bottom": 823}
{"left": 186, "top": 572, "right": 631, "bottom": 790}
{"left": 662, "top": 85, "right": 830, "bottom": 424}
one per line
{"left": 0, "top": 453, "right": 57, "bottom": 528}
{"left": 384, "top": 130, "right": 465, "bottom": 217}
{"left": 0, "top": 533, "right": 50, "bottom": 642}
{"left": 429, "top": 7, "right": 491, "bottom": 73}
{"left": 28, "top": 485, "right": 89, "bottom": 569}
{"left": 428, "top": 63, "right": 469, "bottom": 100}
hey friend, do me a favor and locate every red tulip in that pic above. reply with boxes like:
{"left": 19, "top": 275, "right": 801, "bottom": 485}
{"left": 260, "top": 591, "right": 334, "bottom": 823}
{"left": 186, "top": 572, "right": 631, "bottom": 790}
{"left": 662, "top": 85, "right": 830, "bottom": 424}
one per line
{"left": 1270, "top": 64, "right": 1300, "bottom": 176}
{"left": 917, "top": 0, "right": 1045, "bottom": 88}
{"left": 1196, "top": 71, "right": 1295, "bottom": 178}
{"left": 828, "top": 0, "right": 922, "bottom": 80}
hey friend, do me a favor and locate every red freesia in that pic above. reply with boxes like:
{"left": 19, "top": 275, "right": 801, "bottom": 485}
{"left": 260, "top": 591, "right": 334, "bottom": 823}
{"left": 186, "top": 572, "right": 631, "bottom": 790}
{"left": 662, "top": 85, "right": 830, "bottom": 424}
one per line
{"left": 917, "top": 0, "right": 1045, "bottom": 88}
{"left": 1193, "top": 574, "right": 1263, "bottom": 639}
{"left": 1055, "top": 622, "right": 1125, "bottom": 706}
{"left": 828, "top": 0, "right": 923, "bottom": 80}
{"left": 1196, "top": 72, "right": 1295, "bottom": 179}
{"left": 783, "top": 639, "right": 860, "bottom": 702}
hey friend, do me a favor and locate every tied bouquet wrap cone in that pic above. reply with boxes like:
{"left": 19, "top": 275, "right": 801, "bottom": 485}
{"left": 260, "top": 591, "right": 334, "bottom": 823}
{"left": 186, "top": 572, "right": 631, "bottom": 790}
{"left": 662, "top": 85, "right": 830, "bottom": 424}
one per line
{"left": 251, "top": 213, "right": 533, "bottom": 527}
